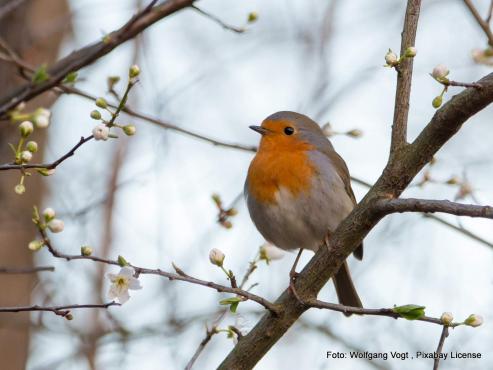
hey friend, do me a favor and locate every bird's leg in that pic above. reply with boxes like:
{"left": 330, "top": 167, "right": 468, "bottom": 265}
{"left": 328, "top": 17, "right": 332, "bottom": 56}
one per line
{"left": 289, "top": 248, "right": 305, "bottom": 305}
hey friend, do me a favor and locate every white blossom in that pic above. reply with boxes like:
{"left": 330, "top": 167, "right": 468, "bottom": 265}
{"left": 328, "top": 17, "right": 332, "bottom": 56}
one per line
{"left": 107, "top": 266, "right": 142, "bottom": 304}
{"left": 19, "top": 121, "right": 33, "bottom": 137}
{"left": 259, "top": 242, "right": 285, "bottom": 262}
{"left": 48, "top": 219, "right": 64, "bottom": 233}
{"left": 432, "top": 64, "right": 449, "bottom": 79}
{"left": 385, "top": 50, "right": 398, "bottom": 66}
{"left": 42, "top": 207, "right": 55, "bottom": 221}
{"left": 92, "top": 124, "right": 109, "bottom": 141}
{"left": 20, "top": 150, "right": 32, "bottom": 162}
{"left": 440, "top": 312, "right": 453, "bottom": 325}
{"left": 209, "top": 248, "right": 225, "bottom": 267}
{"left": 33, "top": 109, "right": 50, "bottom": 128}
{"left": 464, "top": 314, "right": 483, "bottom": 327}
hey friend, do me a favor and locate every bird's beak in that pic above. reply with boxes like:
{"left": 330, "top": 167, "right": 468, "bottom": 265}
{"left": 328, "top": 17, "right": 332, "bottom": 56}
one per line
{"left": 249, "top": 125, "right": 269, "bottom": 135}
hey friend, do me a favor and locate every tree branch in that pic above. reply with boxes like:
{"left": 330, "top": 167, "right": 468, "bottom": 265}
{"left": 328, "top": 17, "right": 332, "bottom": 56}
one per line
{"left": 0, "top": 135, "right": 93, "bottom": 171}
{"left": 0, "top": 266, "right": 54, "bottom": 273}
{"left": 463, "top": 0, "right": 493, "bottom": 46}
{"left": 375, "top": 198, "right": 493, "bottom": 219}
{"left": 39, "top": 229, "right": 281, "bottom": 315}
{"left": 306, "top": 299, "right": 457, "bottom": 327}
{"left": 185, "top": 326, "right": 219, "bottom": 370}
{"left": 0, "top": 302, "right": 119, "bottom": 318}
{"left": 433, "top": 326, "right": 449, "bottom": 370}
{"left": 389, "top": 0, "right": 421, "bottom": 155}
{"left": 0, "top": 0, "right": 196, "bottom": 117}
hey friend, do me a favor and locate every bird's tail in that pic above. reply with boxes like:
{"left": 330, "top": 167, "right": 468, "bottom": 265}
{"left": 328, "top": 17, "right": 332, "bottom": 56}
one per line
{"left": 333, "top": 260, "right": 362, "bottom": 316}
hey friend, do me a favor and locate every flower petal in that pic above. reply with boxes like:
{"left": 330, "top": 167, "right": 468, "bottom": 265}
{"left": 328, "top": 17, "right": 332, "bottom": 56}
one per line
{"left": 128, "top": 277, "right": 142, "bottom": 290}
{"left": 119, "top": 266, "right": 135, "bottom": 277}
{"left": 118, "top": 290, "right": 130, "bottom": 304}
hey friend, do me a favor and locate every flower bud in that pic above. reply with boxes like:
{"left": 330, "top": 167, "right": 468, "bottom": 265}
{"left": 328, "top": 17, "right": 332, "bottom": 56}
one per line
{"left": 209, "top": 248, "right": 225, "bottom": 267}
{"left": 38, "top": 168, "right": 55, "bottom": 176}
{"left": 81, "top": 245, "right": 93, "bottom": 256}
{"left": 90, "top": 110, "right": 102, "bottom": 120}
{"left": 440, "top": 312, "right": 453, "bottom": 325}
{"left": 404, "top": 46, "right": 417, "bottom": 58}
{"left": 65, "top": 313, "right": 73, "bottom": 320}
{"left": 14, "top": 184, "right": 25, "bottom": 194}
{"left": 92, "top": 124, "right": 109, "bottom": 141}
{"left": 385, "top": 49, "right": 399, "bottom": 66}
{"left": 247, "top": 12, "right": 258, "bottom": 23}
{"left": 26, "top": 141, "right": 38, "bottom": 153}
{"left": 32, "top": 108, "right": 51, "bottom": 128}
{"left": 28, "top": 240, "right": 44, "bottom": 251}
{"left": 48, "top": 219, "right": 64, "bottom": 233}
{"left": 42, "top": 207, "right": 56, "bottom": 222}
{"left": 129, "top": 64, "right": 140, "bottom": 78}
{"left": 95, "top": 97, "right": 108, "bottom": 109}
{"left": 16, "top": 102, "right": 26, "bottom": 111}
{"left": 107, "top": 76, "right": 120, "bottom": 90}
{"left": 464, "top": 314, "right": 483, "bottom": 327}
{"left": 19, "top": 121, "right": 33, "bottom": 137}
{"left": 432, "top": 64, "right": 449, "bottom": 80}
{"left": 446, "top": 176, "right": 460, "bottom": 185}
{"left": 20, "top": 150, "right": 32, "bottom": 163}
{"left": 259, "top": 242, "right": 285, "bottom": 263}
{"left": 432, "top": 96, "right": 442, "bottom": 108}
{"left": 346, "top": 129, "right": 363, "bottom": 138}
{"left": 322, "top": 122, "right": 334, "bottom": 137}
{"left": 122, "top": 124, "right": 136, "bottom": 136}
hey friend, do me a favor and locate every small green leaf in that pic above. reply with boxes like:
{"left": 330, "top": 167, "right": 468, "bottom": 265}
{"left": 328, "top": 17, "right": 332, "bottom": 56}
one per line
{"left": 219, "top": 297, "right": 242, "bottom": 306}
{"left": 8, "top": 143, "right": 17, "bottom": 155}
{"left": 32, "top": 64, "right": 50, "bottom": 84}
{"left": 117, "top": 255, "right": 129, "bottom": 267}
{"left": 392, "top": 304, "right": 426, "bottom": 320}
{"left": 230, "top": 301, "right": 239, "bottom": 313}
{"left": 63, "top": 71, "right": 78, "bottom": 84}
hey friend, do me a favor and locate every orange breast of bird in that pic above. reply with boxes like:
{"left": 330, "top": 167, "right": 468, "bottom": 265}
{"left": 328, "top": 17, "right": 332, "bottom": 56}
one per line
{"left": 247, "top": 136, "right": 316, "bottom": 204}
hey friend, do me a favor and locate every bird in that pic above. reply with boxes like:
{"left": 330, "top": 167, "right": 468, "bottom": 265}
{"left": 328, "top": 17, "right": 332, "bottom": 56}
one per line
{"left": 244, "top": 111, "right": 363, "bottom": 309}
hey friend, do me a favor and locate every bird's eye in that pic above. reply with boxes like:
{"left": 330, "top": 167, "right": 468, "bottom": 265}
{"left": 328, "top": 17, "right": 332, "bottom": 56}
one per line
{"left": 284, "top": 126, "right": 295, "bottom": 135}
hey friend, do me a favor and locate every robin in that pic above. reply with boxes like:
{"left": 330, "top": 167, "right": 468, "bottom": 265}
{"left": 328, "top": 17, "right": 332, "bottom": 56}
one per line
{"left": 244, "top": 111, "right": 363, "bottom": 308}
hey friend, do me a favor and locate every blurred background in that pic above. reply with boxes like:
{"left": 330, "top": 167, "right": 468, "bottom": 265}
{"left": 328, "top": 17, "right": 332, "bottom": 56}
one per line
{"left": 0, "top": 0, "right": 492, "bottom": 369}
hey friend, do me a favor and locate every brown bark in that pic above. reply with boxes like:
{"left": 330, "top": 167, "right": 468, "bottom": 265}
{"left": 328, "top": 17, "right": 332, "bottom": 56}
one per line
{"left": 0, "top": 1, "right": 70, "bottom": 368}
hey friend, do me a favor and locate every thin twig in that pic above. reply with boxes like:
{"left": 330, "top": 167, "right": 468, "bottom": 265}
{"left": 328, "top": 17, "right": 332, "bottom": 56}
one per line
{"left": 464, "top": 0, "right": 493, "bottom": 46}
{"left": 375, "top": 198, "right": 493, "bottom": 219}
{"left": 433, "top": 326, "right": 450, "bottom": 370}
{"left": 445, "top": 80, "right": 483, "bottom": 89}
{"left": 306, "top": 299, "right": 458, "bottom": 327}
{"left": 0, "top": 302, "right": 119, "bottom": 318}
{"left": 39, "top": 229, "right": 281, "bottom": 315}
{"left": 0, "top": 266, "right": 54, "bottom": 273}
{"left": 184, "top": 326, "right": 218, "bottom": 370}
{"left": 0, "top": 136, "right": 93, "bottom": 171}
{"left": 191, "top": 5, "right": 245, "bottom": 33}
{"left": 389, "top": 0, "right": 421, "bottom": 154}
{"left": 487, "top": 0, "right": 493, "bottom": 23}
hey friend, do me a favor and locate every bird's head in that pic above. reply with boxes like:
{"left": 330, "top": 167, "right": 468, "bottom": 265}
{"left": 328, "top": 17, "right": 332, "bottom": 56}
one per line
{"left": 250, "top": 111, "right": 327, "bottom": 152}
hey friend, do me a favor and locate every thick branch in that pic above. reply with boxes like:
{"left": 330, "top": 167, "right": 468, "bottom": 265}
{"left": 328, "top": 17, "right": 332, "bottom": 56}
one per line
{"left": 375, "top": 198, "right": 493, "bottom": 219}
{"left": 0, "top": 0, "right": 195, "bottom": 116}
{"left": 218, "top": 68, "right": 493, "bottom": 369}
{"left": 0, "top": 266, "right": 54, "bottom": 273}
{"left": 390, "top": 0, "right": 421, "bottom": 154}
